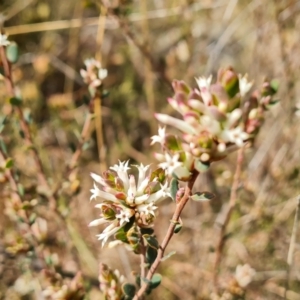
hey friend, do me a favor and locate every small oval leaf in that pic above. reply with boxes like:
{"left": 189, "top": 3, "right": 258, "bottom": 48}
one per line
{"left": 9, "top": 97, "right": 22, "bottom": 106}
{"left": 6, "top": 42, "right": 19, "bottom": 64}
{"left": 191, "top": 191, "right": 215, "bottom": 202}
{"left": 174, "top": 223, "right": 182, "bottom": 234}
{"left": 150, "top": 273, "right": 162, "bottom": 289}
{"left": 143, "top": 234, "right": 159, "bottom": 249}
{"left": 161, "top": 250, "right": 176, "bottom": 262}
{"left": 5, "top": 158, "right": 13, "bottom": 169}
{"left": 194, "top": 159, "right": 210, "bottom": 173}
{"left": 146, "top": 246, "right": 157, "bottom": 265}
{"left": 122, "top": 283, "right": 136, "bottom": 298}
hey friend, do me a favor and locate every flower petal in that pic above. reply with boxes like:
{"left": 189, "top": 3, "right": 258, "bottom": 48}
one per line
{"left": 155, "top": 113, "right": 197, "bottom": 135}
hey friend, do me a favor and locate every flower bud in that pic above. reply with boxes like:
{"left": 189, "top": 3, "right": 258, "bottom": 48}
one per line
{"left": 175, "top": 187, "right": 185, "bottom": 203}
{"left": 218, "top": 67, "right": 239, "bottom": 98}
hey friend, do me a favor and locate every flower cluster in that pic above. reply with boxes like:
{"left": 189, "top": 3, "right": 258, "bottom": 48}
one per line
{"left": 80, "top": 58, "right": 107, "bottom": 91}
{"left": 99, "top": 263, "right": 125, "bottom": 300}
{"left": 234, "top": 264, "right": 256, "bottom": 288}
{"left": 42, "top": 271, "right": 85, "bottom": 300}
{"left": 152, "top": 67, "right": 278, "bottom": 180}
{"left": 89, "top": 161, "right": 169, "bottom": 246}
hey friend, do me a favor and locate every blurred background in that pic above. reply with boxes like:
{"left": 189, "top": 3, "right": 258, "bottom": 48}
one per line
{"left": 0, "top": 0, "right": 300, "bottom": 299}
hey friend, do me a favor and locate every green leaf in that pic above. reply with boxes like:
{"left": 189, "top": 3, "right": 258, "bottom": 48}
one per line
{"left": 135, "top": 274, "right": 141, "bottom": 287}
{"left": 0, "top": 139, "right": 7, "bottom": 155}
{"left": 82, "top": 141, "right": 90, "bottom": 151}
{"left": 143, "top": 234, "right": 159, "bottom": 249}
{"left": 165, "top": 135, "right": 182, "bottom": 151}
{"left": 191, "top": 191, "right": 215, "bottom": 202}
{"left": 144, "top": 181, "right": 160, "bottom": 194}
{"left": 170, "top": 178, "right": 179, "bottom": 202}
{"left": 5, "top": 158, "right": 13, "bottom": 169}
{"left": 150, "top": 274, "right": 162, "bottom": 289}
{"left": 150, "top": 168, "right": 166, "bottom": 183}
{"left": 123, "top": 216, "right": 135, "bottom": 232}
{"left": 174, "top": 222, "right": 182, "bottom": 234}
{"left": 17, "top": 183, "right": 24, "bottom": 197}
{"left": 146, "top": 246, "right": 157, "bottom": 265}
{"left": 161, "top": 251, "right": 176, "bottom": 262}
{"left": 127, "top": 227, "right": 140, "bottom": 248}
{"left": 101, "top": 89, "right": 109, "bottom": 98}
{"left": 6, "top": 42, "right": 19, "bottom": 64}
{"left": 29, "top": 213, "right": 37, "bottom": 225}
{"left": 270, "top": 80, "right": 279, "bottom": 93}
{"left": 265, "top": 99, "right": 280, "bottom": 109}
{"left": 115, "top": 231, "right": 128, "bottom": 243}
{"left": 194, "top": 159, "right": 210, "bottom": 173}
{"left": 9, "top": 97, "right": 22, "bottom": 106}
{"left": 122, "top": 283, "right": 136, "bottom": 298}
{"left": 24, "top": 109, "right": 32, "bottom": 124}
{"left": 19, "top": 130, "right": 25, "bottom": 139}
{"left": 45, "top": 255, "right": 53, "bottom": 266}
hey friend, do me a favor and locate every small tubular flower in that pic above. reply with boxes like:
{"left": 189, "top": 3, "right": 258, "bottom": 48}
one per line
{"left": 89, "top": 161, "right": 170, "bottom": 246}
{"left": 99, "top": 264, "right": 125, "bottom": 300}
{"left": 150, "top": 126, "right": 166, "bottom": 146}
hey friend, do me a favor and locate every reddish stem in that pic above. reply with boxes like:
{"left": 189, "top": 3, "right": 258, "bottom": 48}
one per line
{"left": 134, "top": 171, "right": 199, "bottom": 299}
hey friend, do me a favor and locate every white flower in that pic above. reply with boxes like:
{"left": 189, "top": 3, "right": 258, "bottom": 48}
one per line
{"left": 89, "top": 161, "right": 169, "bottom": 245}
{"left": 196, "top": 75, "right": 212, "bottom": 91}
{"left": 196, "top": 75, "right": 212, "bottom": 105}
{"left": 239, "top": 74, "right": 253, "bottom": 97}
{"left": 115, "top": 209, "right": 132, "bottom": 226}
{"left": 98, "top": 68, "right": 108, "bottom": 80}
{"left": 158, "top": 153, "right": 182, "bottom": 175}
{"left": 0, "top": 34, "right": 10, "bottom": 47}
{"left": 150, "top": 126, "right": 166, "bottom": 145}
{"left": 110, "top": 160, "right": 130, "bottom": 191}
{"left": 227, "top": 108, "right": 242, "bottom": 127}
{"left": 84, "top": 58, "right": 101, "bottom": 69}
{"left": 221, "top": 126, "right": 249, "bottom": 147}
{"left": 97, "top": 221, "right": 123, "bottom": 246}
{"left": 80, "top": 58, "right": 107, "bottom": 88}
{"left": 235, "top": 264, "right": 256, "bottom": 288}
{"left": 137, "top": 202, "right": 157, "bottom": 216}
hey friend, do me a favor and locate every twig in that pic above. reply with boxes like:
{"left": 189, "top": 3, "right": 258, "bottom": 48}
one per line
{"left": 0, "top": 45, "right": 56, "bottom": 210}
{"left": 213, "top": 147, "right": 244, "bottom": 291}
{"left": 52, "top": 112, "right": 93, "bottom": 198}
{"left": 284, "top": 196, "right": 300, "bottom": 299}
{"left": 134, "top": 171, "right": 199, "bottom": 299}
{"left": 0, "top": 148, "right": 23, "bottom": 204}
{"left": 69, "top": 113, "right": 93, "bottom": 171}
{"left": 139, "top": 234, "right": 147, "bottom": 290}
{"left": 5, "top": 3, "right": 224, "bottom": 36}
{"left": 1, "top": 0, "right": 36, "bottom": 22}
{"left": 94, "top": 4, "right": 107, "bottom": 172}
